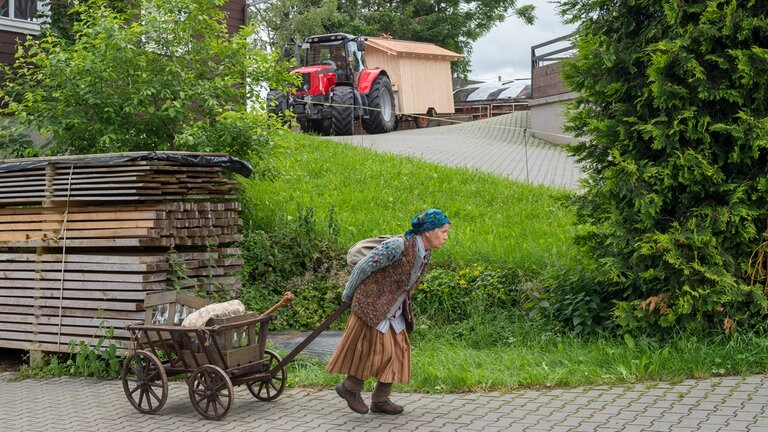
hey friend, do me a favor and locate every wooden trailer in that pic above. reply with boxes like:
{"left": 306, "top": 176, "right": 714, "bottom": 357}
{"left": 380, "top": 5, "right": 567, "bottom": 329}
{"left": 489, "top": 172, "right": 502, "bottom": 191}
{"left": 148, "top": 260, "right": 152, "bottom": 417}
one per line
{"left": 363, "top": 37, "right": 463, "bottom": 128}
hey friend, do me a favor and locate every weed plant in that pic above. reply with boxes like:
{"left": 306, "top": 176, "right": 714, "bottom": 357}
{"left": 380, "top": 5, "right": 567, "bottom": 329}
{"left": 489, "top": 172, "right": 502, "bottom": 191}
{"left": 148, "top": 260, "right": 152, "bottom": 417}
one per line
{"left": 15, "top": 322, "right": 121, "bottom": 380}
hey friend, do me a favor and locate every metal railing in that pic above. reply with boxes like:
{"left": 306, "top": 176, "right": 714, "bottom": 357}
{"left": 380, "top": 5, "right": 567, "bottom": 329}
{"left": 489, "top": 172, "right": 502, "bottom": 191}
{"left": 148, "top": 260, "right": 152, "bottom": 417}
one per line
{"left": 530, "top": 32, "right": 576, "bottom": 76}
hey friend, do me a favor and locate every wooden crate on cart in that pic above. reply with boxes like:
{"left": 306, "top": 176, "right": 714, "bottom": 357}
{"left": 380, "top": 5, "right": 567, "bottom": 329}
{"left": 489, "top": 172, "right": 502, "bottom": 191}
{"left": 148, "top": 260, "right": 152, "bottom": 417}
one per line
{"left": 140, "top": 291, "right": 210, "bottom": 347}
{"left": 143, "top": 291, "right": 211, "bottom": 325}
{"left": 180, "top": 311, "right": 271, "bottom": 373}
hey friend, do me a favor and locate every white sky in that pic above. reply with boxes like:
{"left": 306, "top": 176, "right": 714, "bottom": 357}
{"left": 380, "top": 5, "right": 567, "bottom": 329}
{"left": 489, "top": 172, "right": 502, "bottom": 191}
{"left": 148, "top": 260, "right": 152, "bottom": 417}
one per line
{"left": 469, "top": 0, "right": 576, "bottom": 82}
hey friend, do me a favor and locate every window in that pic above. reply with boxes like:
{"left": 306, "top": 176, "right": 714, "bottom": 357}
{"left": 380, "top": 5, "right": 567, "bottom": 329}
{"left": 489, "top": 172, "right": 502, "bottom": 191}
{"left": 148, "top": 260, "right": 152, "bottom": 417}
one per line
{"left": 0, "top": 0, "right": 48, "bottom": 34}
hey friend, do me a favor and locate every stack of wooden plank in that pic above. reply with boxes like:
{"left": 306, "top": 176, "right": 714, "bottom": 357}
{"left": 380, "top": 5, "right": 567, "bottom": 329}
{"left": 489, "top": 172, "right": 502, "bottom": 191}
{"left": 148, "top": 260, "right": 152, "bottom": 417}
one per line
{"left": 0, "top": 152, "right": 248, "bottom": 353}
{"left": 0, "top": 202, "right": 242, "bottom": 247}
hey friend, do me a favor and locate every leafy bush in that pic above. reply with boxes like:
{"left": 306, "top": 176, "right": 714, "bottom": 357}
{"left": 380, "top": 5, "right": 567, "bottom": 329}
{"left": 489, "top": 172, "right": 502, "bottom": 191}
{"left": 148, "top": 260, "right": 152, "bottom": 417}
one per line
{"left": 413, "top": 264, "right": 523, "bottom": 326}
{"left": 521, "top": 262, "right": 617, "bottom": 335}
{"left": 238, "top": 205, "right": 348, "bottom": 330}
{"left": 0, "top": 0, "right": 294, "bottom": 163}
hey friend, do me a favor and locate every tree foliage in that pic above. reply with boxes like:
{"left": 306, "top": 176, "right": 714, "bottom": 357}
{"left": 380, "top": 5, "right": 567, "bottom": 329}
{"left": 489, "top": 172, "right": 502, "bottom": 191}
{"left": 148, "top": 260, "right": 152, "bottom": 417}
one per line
{"left": 250, "top": 0, "right": 535, "bottom": 77}
{"left": 0, "top": 0, "right": 295, "bottom": 164}
{"left": 560, "top": 0, "right": 768, "bottom": 334}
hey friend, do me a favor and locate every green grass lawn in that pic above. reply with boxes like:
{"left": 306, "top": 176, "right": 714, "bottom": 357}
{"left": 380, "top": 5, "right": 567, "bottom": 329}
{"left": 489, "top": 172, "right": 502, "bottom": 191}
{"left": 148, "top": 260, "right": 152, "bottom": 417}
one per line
{"left": 241, "top": 131, "right": 577, "bottom": 271}
{"left": 277, "top": 328, "right": 768, "bottom": 393}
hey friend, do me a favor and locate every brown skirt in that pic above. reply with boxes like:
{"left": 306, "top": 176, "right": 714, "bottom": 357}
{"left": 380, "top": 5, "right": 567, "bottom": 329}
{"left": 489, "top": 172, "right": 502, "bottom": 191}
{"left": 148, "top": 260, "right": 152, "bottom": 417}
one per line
{"left": 326, "top": 313, "right": 411, "bottom": 383}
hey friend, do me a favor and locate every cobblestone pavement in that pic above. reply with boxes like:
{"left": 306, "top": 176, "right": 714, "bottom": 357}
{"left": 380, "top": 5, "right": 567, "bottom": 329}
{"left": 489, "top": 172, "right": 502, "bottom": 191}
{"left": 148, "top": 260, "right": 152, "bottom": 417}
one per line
{"left": 329, "top": 112, "right": 585, "bottom": 190}
{"left": 3, "top": 372, "right": 768, "bottom": 431}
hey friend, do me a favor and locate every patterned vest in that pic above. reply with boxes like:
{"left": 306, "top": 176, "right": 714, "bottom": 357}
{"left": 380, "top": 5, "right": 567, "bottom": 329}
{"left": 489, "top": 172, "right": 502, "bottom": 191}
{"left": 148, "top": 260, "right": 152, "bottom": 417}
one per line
{"left": 351, "top": 236, "right": 427, "bottom": 327}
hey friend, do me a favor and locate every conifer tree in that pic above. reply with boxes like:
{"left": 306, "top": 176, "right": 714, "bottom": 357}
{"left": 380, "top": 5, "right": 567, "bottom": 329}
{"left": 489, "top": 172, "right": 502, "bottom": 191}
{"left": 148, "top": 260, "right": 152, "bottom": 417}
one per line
{"left": 561, "top": 0, "right": 768, "bottom": 333}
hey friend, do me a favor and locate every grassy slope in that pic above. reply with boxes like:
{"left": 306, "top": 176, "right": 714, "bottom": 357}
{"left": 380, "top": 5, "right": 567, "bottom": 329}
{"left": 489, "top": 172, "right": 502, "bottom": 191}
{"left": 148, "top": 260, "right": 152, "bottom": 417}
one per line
{"left": 242, "top": 131, "right": 577, "bottom": 270}
{"left": 248, "top": 131, "right": 768, "bottom": 392}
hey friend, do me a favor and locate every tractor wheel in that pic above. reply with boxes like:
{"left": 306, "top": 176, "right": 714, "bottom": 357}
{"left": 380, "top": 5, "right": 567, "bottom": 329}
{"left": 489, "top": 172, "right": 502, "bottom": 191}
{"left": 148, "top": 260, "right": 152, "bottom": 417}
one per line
{"left": 362, "top": 75, "right": 396, "bottom": 134}
{"left": 332, "top": 86, "right": 355, "bottom": 136}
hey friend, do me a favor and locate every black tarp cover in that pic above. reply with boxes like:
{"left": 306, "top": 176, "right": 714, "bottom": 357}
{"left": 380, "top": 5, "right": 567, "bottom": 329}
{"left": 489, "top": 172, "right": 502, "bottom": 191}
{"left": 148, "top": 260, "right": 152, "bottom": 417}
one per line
{"left": 0, "top": 152, "right": 253, "bottom": 177}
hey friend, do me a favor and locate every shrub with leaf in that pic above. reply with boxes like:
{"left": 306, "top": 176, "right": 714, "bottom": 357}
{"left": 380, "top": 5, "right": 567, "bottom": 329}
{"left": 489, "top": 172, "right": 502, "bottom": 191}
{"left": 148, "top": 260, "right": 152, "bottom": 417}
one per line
{"left": 238, "top": 205, "right": 348, "bottom": 329}
{"left": 413, "top": 265, "right": 522, "bottom": 325}
{"left": 560, "top": 0, "right": 768, "bottom": 334}
{"left": 0, "top": 0, "right": 295, "bottom": 164}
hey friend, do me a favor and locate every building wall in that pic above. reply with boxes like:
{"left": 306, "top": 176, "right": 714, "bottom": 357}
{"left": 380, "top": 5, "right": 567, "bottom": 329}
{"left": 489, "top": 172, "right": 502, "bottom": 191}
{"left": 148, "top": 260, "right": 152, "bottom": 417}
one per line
{"left": 222, "top": 0, "right": 247, "bottom": 34}
{"left": 532, "top": 62, "right": 570, "bottom": 99}
{"left": 530, "top": 61, "right": 579, "bottom": 145}
{"left": 529, "top": 92, "right": 580, "bottom": 145}
{"left": 0, "top": 29, "right": 20, "bottom": 66}
{"left": 397, "top": 56, "right": 455, "bottom": 114}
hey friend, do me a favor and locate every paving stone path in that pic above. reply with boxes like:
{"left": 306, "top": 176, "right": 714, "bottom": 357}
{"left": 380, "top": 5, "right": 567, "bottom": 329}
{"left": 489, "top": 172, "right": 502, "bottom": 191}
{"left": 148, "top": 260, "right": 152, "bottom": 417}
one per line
{"left": 3, "top": 372, "right": 768, "bottom": 431}
{"left": 329, "top": 112, "right": 584, "bottom": 190}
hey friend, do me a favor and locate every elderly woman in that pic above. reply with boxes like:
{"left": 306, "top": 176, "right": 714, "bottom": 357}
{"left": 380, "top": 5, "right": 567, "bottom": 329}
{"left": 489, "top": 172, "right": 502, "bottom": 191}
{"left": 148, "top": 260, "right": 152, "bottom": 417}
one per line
{"left": 327, "top": 209, "right": 451, "bottom": 415}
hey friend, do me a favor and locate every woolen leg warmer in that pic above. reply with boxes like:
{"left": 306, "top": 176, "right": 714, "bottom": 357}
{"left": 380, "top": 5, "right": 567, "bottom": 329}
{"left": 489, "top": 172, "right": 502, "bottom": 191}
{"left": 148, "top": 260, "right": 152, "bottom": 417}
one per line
{"left": 372, "top": 382, "right": 392, "bottom": 403}
{"left": 343, "top": 375, "right": 365, "bottom": 393}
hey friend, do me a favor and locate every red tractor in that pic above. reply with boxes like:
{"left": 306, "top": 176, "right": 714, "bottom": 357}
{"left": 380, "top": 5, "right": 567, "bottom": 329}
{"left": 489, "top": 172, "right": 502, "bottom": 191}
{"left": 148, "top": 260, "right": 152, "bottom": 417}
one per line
{"left": 267, "top": 33, "right": 397, "bottom": 136}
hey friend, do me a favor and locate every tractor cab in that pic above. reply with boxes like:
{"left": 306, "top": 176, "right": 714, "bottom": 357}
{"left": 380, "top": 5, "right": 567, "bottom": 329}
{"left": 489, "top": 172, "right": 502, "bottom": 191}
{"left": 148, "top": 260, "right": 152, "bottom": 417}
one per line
{"left": 295, "top": 33, "right": 366, "bottom": 88}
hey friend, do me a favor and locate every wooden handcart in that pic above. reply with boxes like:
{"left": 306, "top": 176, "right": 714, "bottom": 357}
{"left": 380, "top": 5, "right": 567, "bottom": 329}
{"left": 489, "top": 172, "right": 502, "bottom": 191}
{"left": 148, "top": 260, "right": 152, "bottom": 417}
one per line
{"left": 121, "top": 291, "right": 349, "bottom": 420}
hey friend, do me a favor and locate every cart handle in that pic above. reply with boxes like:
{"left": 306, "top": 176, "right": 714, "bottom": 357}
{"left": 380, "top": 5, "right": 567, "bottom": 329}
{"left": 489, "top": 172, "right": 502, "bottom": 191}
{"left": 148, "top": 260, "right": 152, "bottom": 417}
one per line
{"left": 272, "top": 301, "right": 351, "bottom": 374}
{"left": 259, "top": 291, "right": 295, "bottom": 318}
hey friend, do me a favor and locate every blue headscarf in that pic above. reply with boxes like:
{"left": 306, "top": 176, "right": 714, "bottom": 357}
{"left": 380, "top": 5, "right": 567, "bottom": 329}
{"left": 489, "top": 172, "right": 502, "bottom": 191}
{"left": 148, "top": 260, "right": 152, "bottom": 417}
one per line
{"left": 405, "top": 209, "right": 450, "bottom": 239}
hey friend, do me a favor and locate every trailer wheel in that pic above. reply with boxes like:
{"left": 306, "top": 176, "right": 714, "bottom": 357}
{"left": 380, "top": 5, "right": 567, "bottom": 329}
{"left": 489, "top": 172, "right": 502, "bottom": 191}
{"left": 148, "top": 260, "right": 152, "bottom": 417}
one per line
{"left": 314, "top": 119, "right": 332, "bottom": 136}
{"left": 247, "top": 349, "right": 287, "bottom": 401}
{"left": 266, "top": 90, "right": 287, "bottom": 115}
{"left": 415, "top": 115, "right": 429, "bottom": 128}
{"left": 415, "top": 108, "right": 437, "bottom": 129}
{"left": 331, "top": 86, "right": 355, "bottom": 136}
{"left": 122, "top": 350, "right": 168, "bottom": 414}
{"left": 188, "top": 364, "right": 234, "bottom": 420}
{"left": 362, "top": 75, "right": 396, "bottom": 134}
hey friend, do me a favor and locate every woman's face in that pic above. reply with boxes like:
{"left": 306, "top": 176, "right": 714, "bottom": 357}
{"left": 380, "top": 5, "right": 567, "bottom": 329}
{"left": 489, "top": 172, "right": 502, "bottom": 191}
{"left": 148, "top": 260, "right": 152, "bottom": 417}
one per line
{"left": 422, "top": 223, "right": 450, "bottom": 250}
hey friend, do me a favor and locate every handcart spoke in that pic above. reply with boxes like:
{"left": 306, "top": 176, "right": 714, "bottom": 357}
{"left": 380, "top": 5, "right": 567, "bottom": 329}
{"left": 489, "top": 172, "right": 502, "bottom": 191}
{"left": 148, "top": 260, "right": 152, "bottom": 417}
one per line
{"left": 122, "top": 351, "right": 168, "bottom": 415}
{"left": 247, "top": 349, "right": 287, "bottom": 401}
{"left": 188, "top": 365, "right": 233, "bottom": 420}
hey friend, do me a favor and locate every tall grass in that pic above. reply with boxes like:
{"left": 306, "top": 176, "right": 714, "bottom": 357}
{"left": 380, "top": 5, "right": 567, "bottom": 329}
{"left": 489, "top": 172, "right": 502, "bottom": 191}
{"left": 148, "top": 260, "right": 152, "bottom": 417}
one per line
{"left": 282, "top": 328, "right": 768, "bottom": 392}
{"left": 241, "top": 132, "right": 576, "bottom": 270}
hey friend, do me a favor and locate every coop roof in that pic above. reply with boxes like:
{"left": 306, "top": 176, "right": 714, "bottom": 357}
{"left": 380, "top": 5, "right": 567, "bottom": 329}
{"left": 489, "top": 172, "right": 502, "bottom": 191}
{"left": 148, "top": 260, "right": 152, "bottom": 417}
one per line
{"left": 365, "top": 38, "right": 464, "bottom": 61}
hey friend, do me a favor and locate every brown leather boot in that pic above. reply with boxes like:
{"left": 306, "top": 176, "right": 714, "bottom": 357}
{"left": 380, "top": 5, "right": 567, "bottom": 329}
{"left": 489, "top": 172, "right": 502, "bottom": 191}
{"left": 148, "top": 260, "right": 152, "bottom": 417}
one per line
{"left": 371, "top": 399, "right": 404, "bottom": 415}
{"left": 335, "top": 384, "right": 369, "bottom": 414}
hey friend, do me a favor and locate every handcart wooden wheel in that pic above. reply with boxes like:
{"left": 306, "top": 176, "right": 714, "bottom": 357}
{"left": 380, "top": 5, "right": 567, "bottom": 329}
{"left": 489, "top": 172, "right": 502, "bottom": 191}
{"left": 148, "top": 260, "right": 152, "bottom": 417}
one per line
{"left": 121, "top": 350, "right": 169, "bottom": 414}
{"left": 247, "top": 349, "right": 286, "bottom": 401}
{"left": 188, "top": 364, "right": 234, "bottom": 420}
